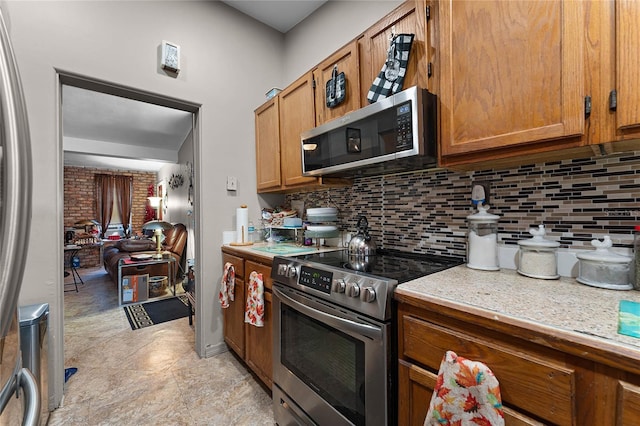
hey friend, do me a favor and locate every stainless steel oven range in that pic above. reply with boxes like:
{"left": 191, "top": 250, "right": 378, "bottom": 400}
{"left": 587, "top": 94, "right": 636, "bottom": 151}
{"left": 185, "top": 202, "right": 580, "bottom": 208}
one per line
{"left": 271, "top": 249, "right": 462, "bottom": 425}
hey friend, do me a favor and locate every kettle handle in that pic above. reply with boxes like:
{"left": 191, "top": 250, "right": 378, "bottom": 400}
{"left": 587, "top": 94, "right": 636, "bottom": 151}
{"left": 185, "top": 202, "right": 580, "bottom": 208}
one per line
{"left": 356, "top": 216, "right": 368, "bottom": 231}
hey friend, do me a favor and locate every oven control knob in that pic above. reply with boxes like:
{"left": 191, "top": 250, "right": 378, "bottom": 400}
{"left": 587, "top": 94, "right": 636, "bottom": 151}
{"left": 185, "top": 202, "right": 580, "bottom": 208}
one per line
{"left": 285, "top": 265, "right": 297, "bottom": 278}
{"left": 332, "top": 278, "right": 346, "bottom": 293}
{"left": 361, "top": 287, "right": 376, "bottom": 303}
{"left": 346, "top": 282, "right": 360, "bottom": 298}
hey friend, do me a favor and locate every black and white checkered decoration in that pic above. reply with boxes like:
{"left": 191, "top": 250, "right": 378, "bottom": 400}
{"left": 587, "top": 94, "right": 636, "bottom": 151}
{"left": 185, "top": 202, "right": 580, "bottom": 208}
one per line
{"left": 367, "top": 33, "right": 415, "bottom": 103}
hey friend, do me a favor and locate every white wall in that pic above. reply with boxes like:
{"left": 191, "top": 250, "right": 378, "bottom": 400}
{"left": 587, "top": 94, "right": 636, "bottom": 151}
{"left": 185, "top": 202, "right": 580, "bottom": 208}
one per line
{"left": 283, "top": 0, "right": 403, "bottom": 82}
{"left": 2, "top": 0, "right": 283, "bottom": 409}
{"left": 159, "top": 129, "right": 193, "bottom": 230}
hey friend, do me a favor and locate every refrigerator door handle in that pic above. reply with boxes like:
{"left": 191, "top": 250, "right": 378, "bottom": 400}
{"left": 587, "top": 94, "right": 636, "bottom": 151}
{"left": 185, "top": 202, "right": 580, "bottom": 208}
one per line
{"left": 18, "top": 368, "right": 39, "bottom": 426}
{"left": 0, "top": 9, "right": 33, "bottom": 337}
{"left": 0, "top": 367, "right": 38, "bottom": 426}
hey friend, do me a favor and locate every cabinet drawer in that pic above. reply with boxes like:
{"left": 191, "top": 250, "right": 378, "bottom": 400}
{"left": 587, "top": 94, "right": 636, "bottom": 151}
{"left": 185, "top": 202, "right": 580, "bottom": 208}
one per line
{"left": 401, "top": 314, "right": 576, "bottom": 425}
{"left": 399, "top": 360, "right": 545, "bottom": 426}
{"left": 222, "top": 253, "right": 244, "bottom": 279}
{"left": 245, "top": 260, "right": 273, "bottom": 291}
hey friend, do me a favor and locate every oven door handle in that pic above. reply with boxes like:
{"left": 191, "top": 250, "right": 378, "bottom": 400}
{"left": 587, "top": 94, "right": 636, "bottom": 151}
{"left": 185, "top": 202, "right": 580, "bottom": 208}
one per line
{"left": 273, "top": 287, "right": 383, "bottom": 340}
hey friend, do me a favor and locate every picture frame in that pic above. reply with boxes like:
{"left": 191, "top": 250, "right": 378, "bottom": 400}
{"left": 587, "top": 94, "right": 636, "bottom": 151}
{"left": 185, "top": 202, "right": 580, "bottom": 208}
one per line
{"left": 161, "top": 40, "right": 180, "bottom": 73}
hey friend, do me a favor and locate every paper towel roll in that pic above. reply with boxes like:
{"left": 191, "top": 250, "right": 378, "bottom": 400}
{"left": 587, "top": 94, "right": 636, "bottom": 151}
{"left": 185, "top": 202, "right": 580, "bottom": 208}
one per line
{"left": 236, "top": 206, "right": 249, "bottom": 243}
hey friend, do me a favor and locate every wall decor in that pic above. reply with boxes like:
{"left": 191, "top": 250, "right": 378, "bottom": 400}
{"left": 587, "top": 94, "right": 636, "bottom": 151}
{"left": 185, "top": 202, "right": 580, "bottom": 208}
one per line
{"left": 169, "top": 173, "right": 184, "bottom": 189}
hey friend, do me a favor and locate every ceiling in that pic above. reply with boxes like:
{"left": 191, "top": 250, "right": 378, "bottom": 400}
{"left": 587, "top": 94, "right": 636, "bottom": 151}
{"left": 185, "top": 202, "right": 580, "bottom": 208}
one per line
{"left": 221, "top": 0, "right": 327, "bottom": 33}
{"left": 63, "top": 86, "right": 193, "bottom": 172}
{"left": 63, "top": 1, "right": 325, "bottom": 172}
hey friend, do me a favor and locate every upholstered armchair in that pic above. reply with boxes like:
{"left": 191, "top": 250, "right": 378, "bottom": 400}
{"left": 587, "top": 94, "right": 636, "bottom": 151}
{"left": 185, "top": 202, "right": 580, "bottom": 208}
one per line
{"left": 102, "top": 223, "right": 187, "bottom": 284}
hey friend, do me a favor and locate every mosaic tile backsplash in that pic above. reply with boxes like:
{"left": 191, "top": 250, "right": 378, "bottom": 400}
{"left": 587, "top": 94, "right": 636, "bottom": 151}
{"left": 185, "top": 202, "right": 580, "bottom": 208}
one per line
{"left": 286, "top": 150, "right": 640, "bottom": 259}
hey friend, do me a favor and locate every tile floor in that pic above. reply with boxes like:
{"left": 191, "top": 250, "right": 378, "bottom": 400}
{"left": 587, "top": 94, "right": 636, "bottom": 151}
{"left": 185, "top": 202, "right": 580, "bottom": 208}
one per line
{"left": 49, "top": 266, "right": 275, "bottom": 425}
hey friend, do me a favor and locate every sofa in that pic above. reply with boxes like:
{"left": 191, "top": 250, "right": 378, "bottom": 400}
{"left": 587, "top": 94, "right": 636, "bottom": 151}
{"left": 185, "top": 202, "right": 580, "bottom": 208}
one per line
{"left": 103, "top": 223, "right": 188, "bottom": 285}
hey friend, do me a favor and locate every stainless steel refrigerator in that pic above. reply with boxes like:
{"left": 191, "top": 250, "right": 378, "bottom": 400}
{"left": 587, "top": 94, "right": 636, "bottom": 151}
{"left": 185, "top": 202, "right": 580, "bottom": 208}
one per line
{"left": 0, "top": 6, "right": 40, "bottom": 426}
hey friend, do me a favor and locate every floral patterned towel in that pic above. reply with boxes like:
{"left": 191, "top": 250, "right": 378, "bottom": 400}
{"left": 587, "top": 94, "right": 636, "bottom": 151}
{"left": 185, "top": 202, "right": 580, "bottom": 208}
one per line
{"left": 244, "top": 271, "right": 264, "bottom": 327}
{"left": 425, "top": 350, "right": 504, "bottom": 426}
{"left": 218, "top": 262, "right": 235, "bottom": 308}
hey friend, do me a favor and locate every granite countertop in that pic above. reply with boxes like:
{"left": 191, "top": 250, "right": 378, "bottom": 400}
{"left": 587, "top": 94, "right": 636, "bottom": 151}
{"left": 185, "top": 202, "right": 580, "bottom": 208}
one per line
{"left": 395, "top": 265, "right": 640, "bottom": 358}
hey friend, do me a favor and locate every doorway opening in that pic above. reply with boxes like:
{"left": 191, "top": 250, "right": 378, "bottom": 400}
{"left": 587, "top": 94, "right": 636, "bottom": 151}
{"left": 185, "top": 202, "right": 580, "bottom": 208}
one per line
{"left": 58, "top": 70, "right": 201, "bottom": 348}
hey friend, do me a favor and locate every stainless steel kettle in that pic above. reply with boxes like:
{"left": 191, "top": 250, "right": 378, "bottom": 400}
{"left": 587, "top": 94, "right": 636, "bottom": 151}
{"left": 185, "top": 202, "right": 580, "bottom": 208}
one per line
{"left": 348, "top": 216, "right": 376, "bottom": 256}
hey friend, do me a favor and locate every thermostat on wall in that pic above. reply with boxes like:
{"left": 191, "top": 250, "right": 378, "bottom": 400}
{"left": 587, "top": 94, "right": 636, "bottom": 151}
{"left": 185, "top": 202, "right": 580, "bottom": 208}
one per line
{"left": 161, "top": 40, "right": 180, "bottom": 73}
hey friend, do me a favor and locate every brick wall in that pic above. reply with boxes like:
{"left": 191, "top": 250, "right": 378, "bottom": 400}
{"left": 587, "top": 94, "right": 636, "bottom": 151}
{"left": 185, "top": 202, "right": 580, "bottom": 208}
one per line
{"left": 287, "top": 150, "right": 640, "bottom": 259}
{"left": 64, "top": 166, "right": 157, "bottom": 267}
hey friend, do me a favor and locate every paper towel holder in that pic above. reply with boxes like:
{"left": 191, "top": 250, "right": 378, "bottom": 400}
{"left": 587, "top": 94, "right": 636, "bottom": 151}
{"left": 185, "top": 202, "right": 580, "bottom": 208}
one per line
{"left": 230, "top": 205, "right": 253, "bottom": 246}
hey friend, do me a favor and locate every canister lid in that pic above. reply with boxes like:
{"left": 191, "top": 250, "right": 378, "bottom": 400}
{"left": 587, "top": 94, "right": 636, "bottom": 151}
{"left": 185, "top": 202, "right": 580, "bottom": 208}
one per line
{"left": 466, "top": 203, "right": 500, "bottom": 222}
{"left": 517, "top": 225, "right": 560, "bottom": 248}
{"left": 576, "top": 236, "right": 632, "bottom": 263}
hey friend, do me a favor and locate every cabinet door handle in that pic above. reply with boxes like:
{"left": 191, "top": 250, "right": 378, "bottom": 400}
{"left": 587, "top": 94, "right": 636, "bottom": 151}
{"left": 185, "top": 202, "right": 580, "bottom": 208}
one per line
{"left": 584, "top": 95, "right": 592, "bottom": 117}
{"left": 609, "top": 89, "right": 617, "bottom": 111}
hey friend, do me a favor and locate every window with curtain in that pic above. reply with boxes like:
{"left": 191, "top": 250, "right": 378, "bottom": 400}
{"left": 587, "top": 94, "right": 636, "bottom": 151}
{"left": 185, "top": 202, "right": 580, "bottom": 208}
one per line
{"left": 96, "top": 174, "right": 133, "bottom": 238}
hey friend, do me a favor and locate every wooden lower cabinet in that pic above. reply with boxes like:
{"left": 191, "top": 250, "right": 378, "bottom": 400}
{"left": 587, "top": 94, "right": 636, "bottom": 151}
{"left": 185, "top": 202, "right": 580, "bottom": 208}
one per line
{"left": 221, "top": 249, "right": 273, "bottom": 389}
{"left": 397, "top": 300, "right": 640, "bottom": 425}
{"left": 244, "top": 260, "right": 273, "bottom": 389}
{"left": 222, "top": 253, "right": 245, "bottom": 358}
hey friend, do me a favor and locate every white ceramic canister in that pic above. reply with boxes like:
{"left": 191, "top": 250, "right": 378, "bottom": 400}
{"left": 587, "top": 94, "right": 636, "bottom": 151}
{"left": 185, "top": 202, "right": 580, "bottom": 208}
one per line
{"left": 466, "top": 204, "right": 500, "bottom": 271}
{"left": 517, "top": 224, "right": 560, "bottom": 279}
{"left": 576, "top": 236, "right": 633, "bottom": 290}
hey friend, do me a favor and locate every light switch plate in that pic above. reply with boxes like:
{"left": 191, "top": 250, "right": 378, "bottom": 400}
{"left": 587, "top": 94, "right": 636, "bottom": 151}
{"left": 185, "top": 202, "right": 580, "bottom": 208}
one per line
{"left": 226, "top": 176, "right": 237, "bottom": 191}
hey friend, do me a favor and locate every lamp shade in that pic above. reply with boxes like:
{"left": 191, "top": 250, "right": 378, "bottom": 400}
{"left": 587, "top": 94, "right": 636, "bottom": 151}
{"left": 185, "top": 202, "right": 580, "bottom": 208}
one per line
{"left": 147, "top": 196, "right": 162, "bottom": 208}
{"left": 142, "top": 220, "right": 173, "bottom": 259}
{"left": 142, "top": 220, "right": 174, "bottom": 232}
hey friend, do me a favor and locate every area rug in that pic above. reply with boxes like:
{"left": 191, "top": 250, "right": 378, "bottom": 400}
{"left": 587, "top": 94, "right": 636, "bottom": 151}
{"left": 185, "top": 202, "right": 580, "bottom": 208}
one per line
{"left": 124, "top": 295, "right": 190, "bottom": 330}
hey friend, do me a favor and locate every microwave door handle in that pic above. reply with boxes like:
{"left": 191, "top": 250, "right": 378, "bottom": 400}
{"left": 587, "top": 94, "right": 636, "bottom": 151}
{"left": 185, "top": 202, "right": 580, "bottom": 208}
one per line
{"left": 273, "top": 287, "right": 383, "bottom": 341}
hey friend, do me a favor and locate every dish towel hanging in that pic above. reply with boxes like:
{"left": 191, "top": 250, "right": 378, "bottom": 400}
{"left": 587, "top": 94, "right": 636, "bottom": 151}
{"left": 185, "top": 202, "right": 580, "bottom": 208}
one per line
{"left": 367, "top": 33, "right": 414, "bottom": 103}
{"left": 424, "top": 350, "right": 504, "bottom": 426}
{"left": 245, "top": 271, "right": 264, "bottom": 327}
{"left": 219, "top": 262, "right": 235, "bottom": 308}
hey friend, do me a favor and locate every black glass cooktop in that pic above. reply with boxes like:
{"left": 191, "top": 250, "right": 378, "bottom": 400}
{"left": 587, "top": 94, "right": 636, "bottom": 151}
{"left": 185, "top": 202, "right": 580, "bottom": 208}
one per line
{"left": 292, "top": 249, "right": 463, "bottom": 284}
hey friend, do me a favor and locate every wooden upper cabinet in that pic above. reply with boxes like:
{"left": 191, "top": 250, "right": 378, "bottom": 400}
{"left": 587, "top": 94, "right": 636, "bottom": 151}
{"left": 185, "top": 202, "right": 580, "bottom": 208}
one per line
{"left": 359, "top": 0, "right": 428, "bottom": 106}
{"left": 255, "top": 97, "right": 281, "bottom": 191}
{"left": 279, "top": 72, "right": 319, "bottom": 188}
{"left": 313, "top": 40, "right": 361, "bottom": 126}
{"left": 437, "top": 0, "right": 586, "bottom": 160}
{"left": 616, "top": 0, "right": 640, "bottom": 134}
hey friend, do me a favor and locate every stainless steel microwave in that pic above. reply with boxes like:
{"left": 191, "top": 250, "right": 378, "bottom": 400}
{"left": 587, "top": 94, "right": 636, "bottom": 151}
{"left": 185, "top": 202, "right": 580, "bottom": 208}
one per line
{"left": 301, "top": 86, "right": 437, "bottom": 178}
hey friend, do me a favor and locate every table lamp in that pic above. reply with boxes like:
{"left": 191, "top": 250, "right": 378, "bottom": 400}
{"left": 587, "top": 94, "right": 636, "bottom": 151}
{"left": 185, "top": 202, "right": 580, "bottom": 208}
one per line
{"left": 142, "top": 220, "right": 174, "bottom": 259}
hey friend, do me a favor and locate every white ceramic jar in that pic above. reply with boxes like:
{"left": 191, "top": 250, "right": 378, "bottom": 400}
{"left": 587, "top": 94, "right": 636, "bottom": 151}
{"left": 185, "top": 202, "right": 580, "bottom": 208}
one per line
{"left": 466, "top": 204, "right": 500, "bottom": 271}
{"left": 517, "top": 225, "right": 560, "bottom": 279}
{"left": 576, "top": 236, "right": 633, "bottom": 290}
